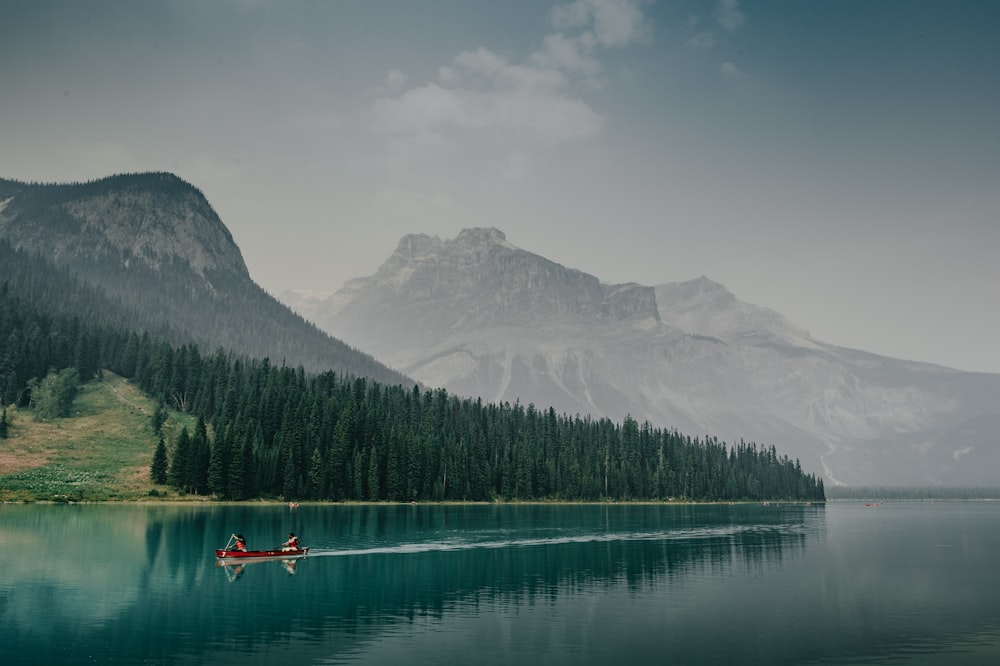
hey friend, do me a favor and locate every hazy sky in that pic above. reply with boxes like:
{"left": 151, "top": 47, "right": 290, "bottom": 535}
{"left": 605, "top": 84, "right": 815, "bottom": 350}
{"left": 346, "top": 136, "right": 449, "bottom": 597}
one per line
{"left": 2, "top": 1, "right": 998, "bottom": 373}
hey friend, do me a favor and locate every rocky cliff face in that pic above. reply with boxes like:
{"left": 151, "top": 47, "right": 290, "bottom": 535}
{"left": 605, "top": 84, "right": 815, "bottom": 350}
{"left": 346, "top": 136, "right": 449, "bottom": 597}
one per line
{"left": 356, "top": 227, "right": 658, "bottom": 323}
{"left": 0, "top": 172, "right": 248, "bottom": 283}
{"left": 284, "top": 227, "right": 1000, "bottom": 487}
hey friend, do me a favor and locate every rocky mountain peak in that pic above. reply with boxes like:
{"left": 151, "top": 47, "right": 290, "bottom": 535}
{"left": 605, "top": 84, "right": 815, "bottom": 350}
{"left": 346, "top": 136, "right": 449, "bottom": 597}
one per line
{"left": 0, "top": 172, "right": 249, "bottom": 279}
{"left": 355, "top": 228, "right": 659, "bottom": 326}
{"left": 392, "top": 232, "right": 439, "bottom": 258}
{"left": 655, "top": 276, "right": 814, "bottom": 346}
{"left": 454, "top": 226, "right": 514, "bottom": 248}
{"left": 390, "top": 227, "right": 516, "bottom": 265}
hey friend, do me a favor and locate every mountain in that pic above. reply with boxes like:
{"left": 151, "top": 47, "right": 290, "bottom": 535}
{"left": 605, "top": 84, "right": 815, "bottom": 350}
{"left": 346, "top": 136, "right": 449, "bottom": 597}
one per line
{"left": 0, "top": 172, "right": 412, "bottom": 386}
{"left": 282, "top": 227, "right": 1000, "bottom": 487}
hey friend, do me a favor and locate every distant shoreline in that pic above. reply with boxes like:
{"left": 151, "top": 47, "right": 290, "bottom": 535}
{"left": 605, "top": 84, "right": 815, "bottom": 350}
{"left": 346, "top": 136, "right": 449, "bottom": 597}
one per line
{"left": 3, "top": 498, "right": 828, "bottom": 506}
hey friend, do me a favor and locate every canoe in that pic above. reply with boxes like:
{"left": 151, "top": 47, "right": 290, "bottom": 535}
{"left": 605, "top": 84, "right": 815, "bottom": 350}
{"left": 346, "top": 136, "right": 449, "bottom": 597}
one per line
{"left": 215, "top": 547, "right": 309, "bottom": 560}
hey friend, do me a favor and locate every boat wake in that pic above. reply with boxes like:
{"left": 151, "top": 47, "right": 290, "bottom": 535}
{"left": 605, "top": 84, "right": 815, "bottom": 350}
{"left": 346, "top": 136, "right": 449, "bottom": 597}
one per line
{"left": 306, "top": 522, "right": 804, "bottom": 558}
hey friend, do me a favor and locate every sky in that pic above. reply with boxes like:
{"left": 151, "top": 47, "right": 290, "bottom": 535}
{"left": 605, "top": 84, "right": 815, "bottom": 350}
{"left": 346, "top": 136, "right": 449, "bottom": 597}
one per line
{"left": 2, "top": 0, "right": 999, "bottom": 373}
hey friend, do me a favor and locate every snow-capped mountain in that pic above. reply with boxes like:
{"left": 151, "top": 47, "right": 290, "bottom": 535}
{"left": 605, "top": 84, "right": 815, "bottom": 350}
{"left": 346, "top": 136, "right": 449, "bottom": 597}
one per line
{"left": 282, "top": 227, "right": 1000, "bottom": 486}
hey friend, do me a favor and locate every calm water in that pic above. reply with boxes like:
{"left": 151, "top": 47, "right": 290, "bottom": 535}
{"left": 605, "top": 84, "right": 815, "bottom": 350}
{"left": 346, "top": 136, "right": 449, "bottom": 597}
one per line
{"left": 1, "top": 502, "right": 999, "bottom": 665}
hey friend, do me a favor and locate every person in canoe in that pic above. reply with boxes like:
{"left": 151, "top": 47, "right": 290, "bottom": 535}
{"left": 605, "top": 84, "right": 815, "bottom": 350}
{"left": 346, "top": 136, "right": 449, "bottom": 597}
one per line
{"left": 232, "top": 534, "right": 248, "bottom": 552}
{"left": 281, "top": 532, "right": 300, "bottom": 551}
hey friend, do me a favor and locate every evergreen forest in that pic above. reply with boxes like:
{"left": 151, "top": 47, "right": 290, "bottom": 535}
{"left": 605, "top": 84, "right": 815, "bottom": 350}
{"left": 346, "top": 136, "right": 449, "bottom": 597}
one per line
{"left": 1, "top": 241, "right": 825, "bottom": 503}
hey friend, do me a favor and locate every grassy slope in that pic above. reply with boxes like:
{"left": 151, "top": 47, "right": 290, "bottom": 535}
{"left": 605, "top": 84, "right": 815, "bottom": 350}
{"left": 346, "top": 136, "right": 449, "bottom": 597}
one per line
{"left": 0, "top": 372, "right": 195, "bottom": 502}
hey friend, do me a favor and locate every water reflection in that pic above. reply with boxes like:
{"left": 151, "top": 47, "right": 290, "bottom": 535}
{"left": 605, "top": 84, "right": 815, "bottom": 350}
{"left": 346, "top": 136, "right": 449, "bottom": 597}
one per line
{"left": 300, "top": 509, "right": 815, "bottom": 621}
{"left": 216, "top": 557, "right": 301, "bottom": 581}
{"left": 0, "top": 503, "right": 822, "bottom": 664}
{"left": 2, "top": 503, "right": 998, "bottom": 665}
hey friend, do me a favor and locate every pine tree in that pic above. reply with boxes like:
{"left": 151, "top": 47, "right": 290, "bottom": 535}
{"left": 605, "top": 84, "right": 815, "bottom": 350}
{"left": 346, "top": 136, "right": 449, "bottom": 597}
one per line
{"left": 150, "top": 401, "right": 167, "bottom": 435}
{"left": 227, "top": 436, "right": 248, "bottom": 501}
{"left": 352, "top": 449, "right": 364, "bottom": 500}
{"left": 282, "top": 450, "right": 298, "bottom": 500}
{"left": 385, "top": 429, "right": 402, "bottom": 501}
{"left": 307, "top": 447, "right": 324, "bottom": 500}
{"left": 207, "top": 430, "right": 228, "bottom": 496}
{"left": 150, "top": 435, "right": 168, "bottom": 484}
{"left": 167, "top": 427, "right": 191, "bottom": 489}
{"left": 367, "top": 445, "right": 380, "bottom": 501}
{"left": 189, "top": 416, "right": 211, "bottom": 494}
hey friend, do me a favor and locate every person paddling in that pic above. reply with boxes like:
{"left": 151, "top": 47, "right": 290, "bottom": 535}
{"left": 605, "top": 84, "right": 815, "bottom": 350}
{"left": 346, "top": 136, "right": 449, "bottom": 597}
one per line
{"left": 281, "top": 532, "right": 300, "bottom": 551}
{"left": 232, "top": 534, "right": 247, "bottom": 552}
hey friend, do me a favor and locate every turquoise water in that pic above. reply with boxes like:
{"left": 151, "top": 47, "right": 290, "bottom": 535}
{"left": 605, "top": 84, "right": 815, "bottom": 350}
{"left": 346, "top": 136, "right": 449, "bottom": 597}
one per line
{"left": 1, "top": 502, "right": 998, "bottom": 665}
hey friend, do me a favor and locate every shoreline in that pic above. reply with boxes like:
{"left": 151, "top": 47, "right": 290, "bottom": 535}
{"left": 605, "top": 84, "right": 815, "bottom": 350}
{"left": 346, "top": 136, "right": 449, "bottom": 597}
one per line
{"left": 2, "top": 497, "right": 827, "bottom": 506}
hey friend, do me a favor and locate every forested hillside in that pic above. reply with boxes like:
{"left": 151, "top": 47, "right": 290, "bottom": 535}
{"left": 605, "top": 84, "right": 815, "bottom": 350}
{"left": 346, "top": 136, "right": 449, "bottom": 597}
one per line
{"left": 0, "top": 243, "right": 824, "bottom": 502}
{"left": 0, "top": 173, "right": 412, "bottom": 384}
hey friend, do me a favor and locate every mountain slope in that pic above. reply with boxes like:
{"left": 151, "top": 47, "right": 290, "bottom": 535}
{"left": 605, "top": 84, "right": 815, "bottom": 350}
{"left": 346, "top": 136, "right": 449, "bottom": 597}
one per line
{"left": 0, "top": 173, "right": 413, "bottom": 386}
{"left": 283, "top": 228, "right": 1000, "bottom": 487}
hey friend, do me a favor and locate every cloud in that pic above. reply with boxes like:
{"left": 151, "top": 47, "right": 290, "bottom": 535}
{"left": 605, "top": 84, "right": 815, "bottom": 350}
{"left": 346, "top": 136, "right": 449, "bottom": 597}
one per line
{"left": 372, "top": 46, "right": 605, "bottom": 145}
{"left": 453, "top": 47, "right": 568, "bottom": 93}
{"left": 531, "top": 32, "right": 602, "bottom": 82}
{"left": 371, "top": 57, "right": 604, "bottom": 144}
{"left": 953, "top": 446, "right": 975, "bottom": 461}
{"left": 369, "top": 0, "right": 651, "bottom": 178}
{"left": 713, "top": 0, "right": 746, "bottom": 32}
{"left": 551, "top": 0, "right": 649, "bottom": 47}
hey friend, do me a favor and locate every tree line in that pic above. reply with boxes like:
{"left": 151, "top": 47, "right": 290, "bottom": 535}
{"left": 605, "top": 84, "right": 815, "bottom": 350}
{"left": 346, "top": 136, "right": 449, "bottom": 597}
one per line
{"left": 1, "top": 270, "right": 824, "bottom": 503}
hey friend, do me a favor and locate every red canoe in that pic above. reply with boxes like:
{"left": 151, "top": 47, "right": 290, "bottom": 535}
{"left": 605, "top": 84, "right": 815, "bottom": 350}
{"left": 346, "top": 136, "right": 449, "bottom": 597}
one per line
{"left": 215, "top": 547, "right": 309, "bottom": 560}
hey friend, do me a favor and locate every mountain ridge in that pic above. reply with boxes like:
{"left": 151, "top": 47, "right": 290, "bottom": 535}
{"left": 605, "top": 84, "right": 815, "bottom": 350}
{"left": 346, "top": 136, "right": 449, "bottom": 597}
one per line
{"left": 282, "top": 227, "right": 1000, "bottom": 487}
{"left": 0, "top": 172, "right": 246, "bottom": 279}
{"left": 0, "top": 172, "right": 414, "bottom": 386}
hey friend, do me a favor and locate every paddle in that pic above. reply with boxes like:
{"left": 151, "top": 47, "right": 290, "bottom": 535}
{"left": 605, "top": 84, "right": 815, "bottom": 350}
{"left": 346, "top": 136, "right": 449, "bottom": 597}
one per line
{"left": 226, "top": 534, "right": 249, "bottom": 552}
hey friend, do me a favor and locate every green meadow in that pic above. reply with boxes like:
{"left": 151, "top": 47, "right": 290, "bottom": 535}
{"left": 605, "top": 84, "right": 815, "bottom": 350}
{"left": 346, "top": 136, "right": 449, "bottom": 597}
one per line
{"left": 0, "top": 372, "right": 194, "bottom": 502}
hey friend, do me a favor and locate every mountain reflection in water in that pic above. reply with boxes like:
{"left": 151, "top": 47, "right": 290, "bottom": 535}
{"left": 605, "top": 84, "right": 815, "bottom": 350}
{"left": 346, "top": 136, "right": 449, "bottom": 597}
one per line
{"left": 2, "top": 503, "right": 998, "bottom": 665}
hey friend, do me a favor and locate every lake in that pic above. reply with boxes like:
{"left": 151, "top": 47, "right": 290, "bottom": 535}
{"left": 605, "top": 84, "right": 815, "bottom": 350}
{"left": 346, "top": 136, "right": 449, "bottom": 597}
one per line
{"left": 1, "top": 502, "right": 998, "bottom": 665}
